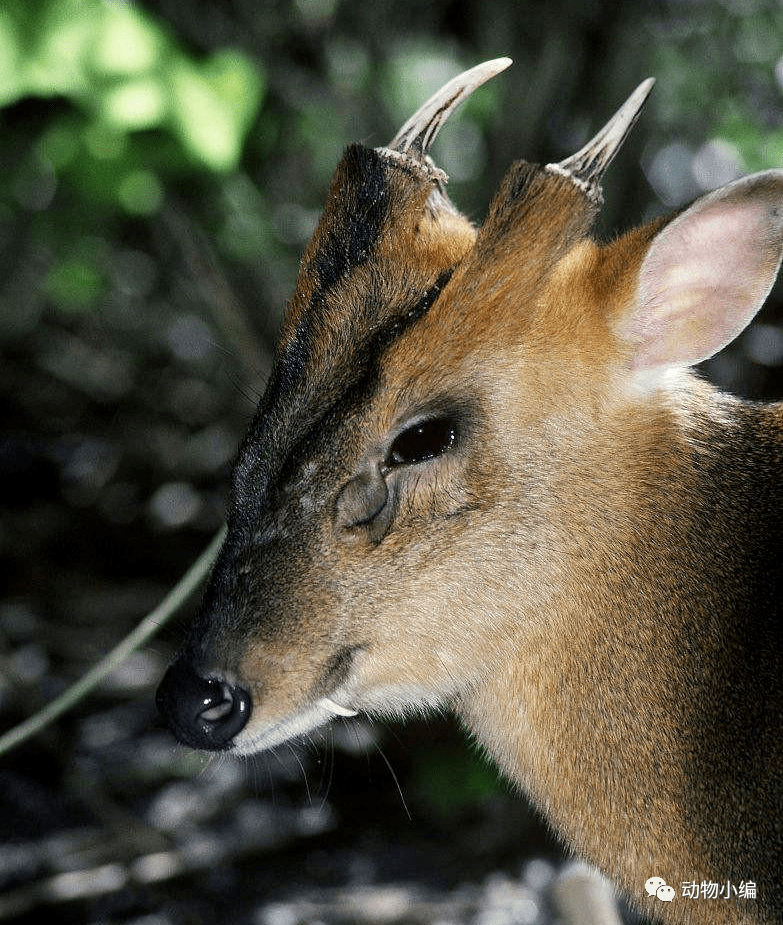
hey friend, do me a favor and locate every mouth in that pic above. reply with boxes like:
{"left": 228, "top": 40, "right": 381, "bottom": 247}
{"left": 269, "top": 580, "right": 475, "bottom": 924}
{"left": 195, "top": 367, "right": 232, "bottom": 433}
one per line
{"left": 223, "top": 646, "right": 365, "bottom": 755}
{"left": 231, "top": 692, "right": 359, "bottom": 755}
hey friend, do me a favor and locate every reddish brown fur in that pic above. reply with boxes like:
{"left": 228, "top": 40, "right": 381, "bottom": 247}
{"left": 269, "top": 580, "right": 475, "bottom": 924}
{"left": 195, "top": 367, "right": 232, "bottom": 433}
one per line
{"left": 247, "top": 168, "right": 782, "bottom": 922}
{"left": 159, "top": 79, "right": 782, "bottom": 925}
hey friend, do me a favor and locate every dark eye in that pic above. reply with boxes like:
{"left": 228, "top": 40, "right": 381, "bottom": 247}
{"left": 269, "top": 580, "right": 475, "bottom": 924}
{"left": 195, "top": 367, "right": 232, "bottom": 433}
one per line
{"left": 386, "top": 418, "right": 458, "bottom": 468}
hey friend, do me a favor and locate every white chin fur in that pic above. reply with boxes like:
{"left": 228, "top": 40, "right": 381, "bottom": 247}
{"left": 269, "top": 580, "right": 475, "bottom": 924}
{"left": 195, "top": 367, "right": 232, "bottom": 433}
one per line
{"left": 230, "top": 684, "right": 444, "bottom": 756}
{"left": 231, "top": 699, "right": 357, "bottom": 756}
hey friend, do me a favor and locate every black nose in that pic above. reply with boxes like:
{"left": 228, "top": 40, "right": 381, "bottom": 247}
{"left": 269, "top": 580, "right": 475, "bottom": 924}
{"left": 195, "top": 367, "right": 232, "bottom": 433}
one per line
{"left": 156, "top": 658, "right": 252, "bottom": 751}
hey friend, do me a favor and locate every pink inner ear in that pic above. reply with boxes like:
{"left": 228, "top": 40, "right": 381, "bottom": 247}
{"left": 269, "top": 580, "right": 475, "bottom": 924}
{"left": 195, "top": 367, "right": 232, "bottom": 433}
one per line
{"left": 624, "top": 172, "right": 783, "bottom": 373}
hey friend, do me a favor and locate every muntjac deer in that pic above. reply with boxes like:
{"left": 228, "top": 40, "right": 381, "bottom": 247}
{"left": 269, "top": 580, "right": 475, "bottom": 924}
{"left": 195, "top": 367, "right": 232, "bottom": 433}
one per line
{"left": 157, "top": 60, "right": 783, "bottom": 924}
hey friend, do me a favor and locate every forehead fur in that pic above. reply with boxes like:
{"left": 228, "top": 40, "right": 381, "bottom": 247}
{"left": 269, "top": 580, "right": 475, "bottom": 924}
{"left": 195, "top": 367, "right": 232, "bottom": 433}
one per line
{"left": 375, "top": 162, "right": 604, "bottom": 384}
{"left": 232, "top": 145, "right": 476, "bottom": 507}
{"left": 270, "top": 144, "right": 475, "bottom": 405}
{"left": 236, "top": 144, "right": 618, "bottom": 506}
{"left": 277, "top": 152, "right": 601, "bottom": 393}
{"left": 281, "top": 143, "right": 475, "bottom": 363}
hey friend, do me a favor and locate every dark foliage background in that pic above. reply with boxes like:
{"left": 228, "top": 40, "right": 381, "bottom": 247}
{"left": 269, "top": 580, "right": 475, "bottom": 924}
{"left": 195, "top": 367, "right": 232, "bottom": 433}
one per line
{"left": 1, "top": 1, "right": 781, "bottom": 923}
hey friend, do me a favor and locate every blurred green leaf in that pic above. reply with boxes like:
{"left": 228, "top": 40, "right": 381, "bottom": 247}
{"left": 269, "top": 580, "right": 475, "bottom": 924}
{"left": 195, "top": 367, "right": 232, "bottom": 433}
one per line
{"left": 412, "top": 741, "right": 505, "bottom": 820}
{"left": 169, "top": 51, "right": 264, "bottom": 171}
{"left": 0, "top": 10, "right": 24, "bottom": 107}
{"left": 45, "top": 258, "right": 104, "bottom": 311}
{"left": 718, "top": 113, "right": 783, "bottom": 173}
{"left": 93, "top": 1, "right": 163, "bottom": 76}
{"left": 101, "top": 77, "right": 167, "bottom": 130}
{"left": 36, "top": 118, "right": 80, "bottom": 169}
{"left": 23, "top": 0, "right": 94, "bottom": 99}
{"left": 0, "top": 0, "right": 265, "bottom": 174}
{"left": 117, "top": 168, "right": 163, "bottom": 215}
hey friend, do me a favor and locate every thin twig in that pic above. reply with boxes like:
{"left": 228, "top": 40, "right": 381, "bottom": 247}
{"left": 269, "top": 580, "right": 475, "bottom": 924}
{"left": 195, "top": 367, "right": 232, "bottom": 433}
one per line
{"left": 0, "top": 525, "right": 227, "bottom": 757}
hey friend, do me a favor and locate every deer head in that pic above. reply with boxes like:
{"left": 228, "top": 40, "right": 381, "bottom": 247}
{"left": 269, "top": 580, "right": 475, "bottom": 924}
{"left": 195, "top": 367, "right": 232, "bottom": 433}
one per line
{"left": 156, "top": 61, "right": 783, "bottom": 774}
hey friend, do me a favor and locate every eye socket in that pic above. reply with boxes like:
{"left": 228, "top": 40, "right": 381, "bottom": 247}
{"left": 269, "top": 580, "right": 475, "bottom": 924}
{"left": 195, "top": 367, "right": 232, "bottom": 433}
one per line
{"left": 385, "top": 417, "right": 458, "bottom": 468}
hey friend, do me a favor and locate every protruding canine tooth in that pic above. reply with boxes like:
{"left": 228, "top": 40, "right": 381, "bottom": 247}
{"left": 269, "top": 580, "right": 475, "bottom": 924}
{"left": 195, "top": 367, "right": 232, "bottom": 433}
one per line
{"left": 318, "top": 697, "right": 358, "bottom": 717}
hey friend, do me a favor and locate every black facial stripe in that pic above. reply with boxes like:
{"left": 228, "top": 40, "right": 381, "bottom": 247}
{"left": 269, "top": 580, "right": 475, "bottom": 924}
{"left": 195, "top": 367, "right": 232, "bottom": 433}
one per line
{"left": 373, "top": 267, "right": 453, "bottom": 355}
{"left": 272, "top": 267, "right": 455, "bottom": 491}
{"left": 312, "top": 144, "right": 391, "bottom": 292}
{"left": 230, "top": 246, "right": 454, "bottom": 529}
{"left": 269, "top": 316, "right": 311, "bottom": 404}
{"left": 261, "top": 145, "right": 391, "bottom": 413}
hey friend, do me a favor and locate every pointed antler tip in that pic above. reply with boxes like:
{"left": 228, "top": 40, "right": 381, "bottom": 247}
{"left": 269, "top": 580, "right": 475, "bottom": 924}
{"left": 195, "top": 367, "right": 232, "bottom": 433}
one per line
{"left": 386, "top": 56, "right": 513, "bottom": 162}
{"left": 485, "top": 56, "right": 514, "bottom": 74}
{"left": 631, "top": 77, "right": 656, "bottom": 105}
{"left": 547, "top": 76, "right": 656, "bottom": 202}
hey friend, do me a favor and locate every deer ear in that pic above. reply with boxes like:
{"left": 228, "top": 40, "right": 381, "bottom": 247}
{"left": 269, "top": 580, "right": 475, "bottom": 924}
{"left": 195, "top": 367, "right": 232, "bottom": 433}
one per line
{"left": 618, "top": 170, "right": 783, "bottom": 372}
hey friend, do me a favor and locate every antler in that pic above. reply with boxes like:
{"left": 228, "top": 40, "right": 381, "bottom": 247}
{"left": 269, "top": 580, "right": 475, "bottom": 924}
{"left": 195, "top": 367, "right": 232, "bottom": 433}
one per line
{"left": 547, "top": 78, "right": 655, "bottom": 203}
{"left": 386, "top": 57, "right": 512, "bottom": 160}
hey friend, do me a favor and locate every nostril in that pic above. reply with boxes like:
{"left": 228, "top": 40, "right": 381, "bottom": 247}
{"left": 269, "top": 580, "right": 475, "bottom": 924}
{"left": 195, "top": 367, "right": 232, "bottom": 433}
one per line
{"left": 196, "top": 677, "right": 252, "bottom": 736}
{"left": 156, "top": 659, "right": 252, "bottom": 751}
{"left": 199, "top": 683, "right": 238, "bottom": 723}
